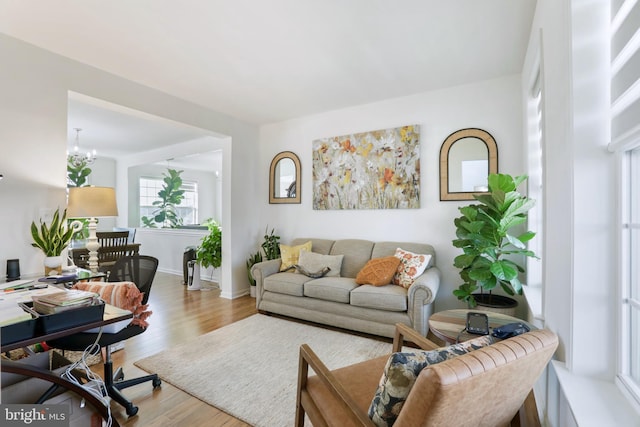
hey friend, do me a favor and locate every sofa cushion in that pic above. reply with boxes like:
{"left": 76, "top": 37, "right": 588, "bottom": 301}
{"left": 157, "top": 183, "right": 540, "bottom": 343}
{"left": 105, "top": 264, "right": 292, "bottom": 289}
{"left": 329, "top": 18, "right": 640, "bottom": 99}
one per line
{"left": 303, "top": 277, "right": 358, "bottom": 303}
{"left": 368, "top": 335, "right": 494, "bottom": 427}
{"left": 350, "top": 285, "right": 408, "bottom": 312}
{"left": 298, "top": 250, "right": 344, "bottom": 277}
{"left": 330, "top": 239, "right": 375, "bottom": 278}
{"left": 264, "top": 272, "right": 311, "bottom": 296}
{"left": 355, "top": 256, "right": 402, "bottom": 286}
{"left": 392, "top": 248, "right": 432, "bottom": 288}
{"left": 279, "top": 241, "right": 312, "bottom": 271}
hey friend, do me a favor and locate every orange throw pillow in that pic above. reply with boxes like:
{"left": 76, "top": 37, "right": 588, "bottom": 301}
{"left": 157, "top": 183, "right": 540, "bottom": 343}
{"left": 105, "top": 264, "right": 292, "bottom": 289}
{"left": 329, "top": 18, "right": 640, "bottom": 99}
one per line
{"left": 356, "top": 256, "right": 402, "bottom": 286}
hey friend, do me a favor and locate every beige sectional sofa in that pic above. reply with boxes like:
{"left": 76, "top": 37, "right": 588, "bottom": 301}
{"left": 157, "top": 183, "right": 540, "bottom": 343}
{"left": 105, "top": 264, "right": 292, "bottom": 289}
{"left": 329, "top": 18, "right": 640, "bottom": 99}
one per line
{"left": 251, "top": 238, "right": 440, "bottom": 338}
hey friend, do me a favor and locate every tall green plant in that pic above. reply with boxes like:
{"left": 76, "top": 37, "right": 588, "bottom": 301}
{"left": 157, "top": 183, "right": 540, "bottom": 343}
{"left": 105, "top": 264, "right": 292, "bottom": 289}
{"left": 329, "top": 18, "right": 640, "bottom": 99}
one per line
{"left": 197, "top": 219, "right": 222, "bottom": 269}
{"left": 141, "top": 168, "right": 185, "bottom": 228}
{"left": 31, "top": 208, "right": 82, "bottom": 256}
{"left": 67, "top": 157, "right": 92, "bottom": 187}
{"left": 452, "top": 174, "right": 537, "bottom": 307}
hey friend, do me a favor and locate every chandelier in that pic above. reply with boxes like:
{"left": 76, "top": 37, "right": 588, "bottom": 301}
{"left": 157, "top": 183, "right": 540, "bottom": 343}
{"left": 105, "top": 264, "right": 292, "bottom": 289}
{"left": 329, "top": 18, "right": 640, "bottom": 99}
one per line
{"left": 67, "top": 128, "right": 96, "bottom": 167}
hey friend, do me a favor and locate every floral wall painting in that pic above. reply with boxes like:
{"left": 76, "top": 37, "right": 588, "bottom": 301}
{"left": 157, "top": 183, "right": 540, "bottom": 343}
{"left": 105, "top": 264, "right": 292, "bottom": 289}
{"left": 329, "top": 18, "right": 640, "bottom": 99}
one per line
{"left": 312, "top": 125, "right": 420, "bottom": 210}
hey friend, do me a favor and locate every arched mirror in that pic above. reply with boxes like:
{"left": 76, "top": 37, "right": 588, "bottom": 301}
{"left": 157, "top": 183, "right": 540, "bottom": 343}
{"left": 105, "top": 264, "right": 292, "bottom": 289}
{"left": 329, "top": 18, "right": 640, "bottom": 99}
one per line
{"left": 269, "top": 151, "right": 301, "bottom": 204}
{"left": 439, "top": 128, "right": 498, "bottom": 201}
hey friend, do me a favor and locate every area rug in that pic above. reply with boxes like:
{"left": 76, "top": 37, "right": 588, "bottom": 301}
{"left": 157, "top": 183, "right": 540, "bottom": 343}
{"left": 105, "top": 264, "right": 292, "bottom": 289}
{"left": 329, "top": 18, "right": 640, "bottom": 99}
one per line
{"left": 134, "top": 314, "right": 395, "bottom": 427}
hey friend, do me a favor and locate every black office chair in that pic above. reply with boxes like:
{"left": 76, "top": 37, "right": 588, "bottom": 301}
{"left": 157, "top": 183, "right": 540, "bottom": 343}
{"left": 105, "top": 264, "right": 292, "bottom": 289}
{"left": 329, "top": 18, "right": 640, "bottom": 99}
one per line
{"left": 48, "top": 255, "right": 161, "bottom": 417}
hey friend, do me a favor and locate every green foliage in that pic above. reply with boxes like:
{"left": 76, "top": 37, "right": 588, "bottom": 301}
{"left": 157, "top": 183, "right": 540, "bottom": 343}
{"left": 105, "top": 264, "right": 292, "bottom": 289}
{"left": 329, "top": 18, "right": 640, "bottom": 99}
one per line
{"left": 261, "top": 227, "right": 281, "bottom": 260}
{"left": 197, "top": 219, "right": 222, "bottom": 269}
{"left": 452, "top": 173, "right": 538, "bottom": 307}
{"left": 246, "top": 250, "right": 263, "bottom": 286}
{"left": 67, "top": 157, "right": 92, "bottom": 187}
{"left": 69, "top": 218, "right": 90, "bottom": 241}
{"left": 141, "top": 169, "right": 185, "bottom": 228}
{"left": 31, "top": 208, "right": 81, "bottom": 256}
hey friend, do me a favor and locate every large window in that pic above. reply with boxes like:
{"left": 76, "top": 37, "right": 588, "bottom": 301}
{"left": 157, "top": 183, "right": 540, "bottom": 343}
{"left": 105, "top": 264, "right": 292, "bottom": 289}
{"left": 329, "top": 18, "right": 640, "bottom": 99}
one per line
{"left": 619, "top": 148, "right": 640, "bottom": 403}
{"left": 612, "top": 0, "right": 640, "bottom": 405}
{"left": 139, "top": 177, "right": 198, "bottom": 227}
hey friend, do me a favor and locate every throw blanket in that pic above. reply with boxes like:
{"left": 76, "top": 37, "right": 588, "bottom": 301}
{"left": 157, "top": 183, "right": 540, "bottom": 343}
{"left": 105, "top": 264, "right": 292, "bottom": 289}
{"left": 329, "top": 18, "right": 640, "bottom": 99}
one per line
{"left": 73, "top": 281, "right": 152, "bottom": 328}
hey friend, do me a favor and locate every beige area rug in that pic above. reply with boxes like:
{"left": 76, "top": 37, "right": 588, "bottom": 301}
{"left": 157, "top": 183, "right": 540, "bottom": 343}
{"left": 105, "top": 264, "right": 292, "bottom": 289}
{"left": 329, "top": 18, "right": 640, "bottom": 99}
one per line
{"left": 135, "top": 314, "right": 395, "bottom": 427}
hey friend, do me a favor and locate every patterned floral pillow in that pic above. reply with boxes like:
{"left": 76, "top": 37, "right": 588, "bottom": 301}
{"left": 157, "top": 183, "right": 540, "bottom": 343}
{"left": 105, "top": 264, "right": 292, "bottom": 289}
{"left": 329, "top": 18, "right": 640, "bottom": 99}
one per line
{"left": 368, "top": 335, "right": 493, "bottom": 427}
{"left": 392, "top": 248, "right": 432, "bottom": 288}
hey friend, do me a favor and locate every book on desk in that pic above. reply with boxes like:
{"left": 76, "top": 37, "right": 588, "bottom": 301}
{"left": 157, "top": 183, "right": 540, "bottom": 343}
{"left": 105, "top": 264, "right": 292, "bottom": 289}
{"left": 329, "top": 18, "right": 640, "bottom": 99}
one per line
{"left": 31, "top": 289, "right": 100, "bottom": 315}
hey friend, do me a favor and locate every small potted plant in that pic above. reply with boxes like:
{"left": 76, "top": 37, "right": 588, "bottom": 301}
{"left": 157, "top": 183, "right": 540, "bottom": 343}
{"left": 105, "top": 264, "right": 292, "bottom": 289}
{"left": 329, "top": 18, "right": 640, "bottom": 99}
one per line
{"left": 188, "top": 219, "right": 222, "bottom": 290}
{"left": 31, "top": 208, "right": 82, "bottom": 275}
{"left": 261, "top": 227, "right": 281, "bottom": 260}
{"left": 246, "top": 250, "right": 263, "bottom": 297}
{"left": 452, "top": 173, "right": 537, "bottom": 312}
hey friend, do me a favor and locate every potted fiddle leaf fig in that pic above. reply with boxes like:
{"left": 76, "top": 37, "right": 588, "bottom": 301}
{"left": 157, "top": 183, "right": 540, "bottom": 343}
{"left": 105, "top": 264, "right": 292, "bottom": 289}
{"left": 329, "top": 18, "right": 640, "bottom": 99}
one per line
{"left": 141, "top": 168, "right": 185, "bottom": 228}
{"left": 452, "top": 173, "right": 537, "bottom": 309}
{"left": 31, "top": 208, "right": 82, "bottom": 275}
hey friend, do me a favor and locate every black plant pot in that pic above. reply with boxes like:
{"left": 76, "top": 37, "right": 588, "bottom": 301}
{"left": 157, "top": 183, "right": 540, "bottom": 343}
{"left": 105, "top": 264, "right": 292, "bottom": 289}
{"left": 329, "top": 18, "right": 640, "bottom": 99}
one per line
{"left": 472, "top": 293, "right": 518, "bottom": 316}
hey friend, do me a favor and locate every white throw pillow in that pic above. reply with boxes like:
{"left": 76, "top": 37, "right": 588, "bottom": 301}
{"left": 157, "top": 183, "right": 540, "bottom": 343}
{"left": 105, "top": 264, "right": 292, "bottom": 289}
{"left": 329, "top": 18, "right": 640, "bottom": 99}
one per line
{"left": 297, "top": 250, "right": 344, "bottom": 277}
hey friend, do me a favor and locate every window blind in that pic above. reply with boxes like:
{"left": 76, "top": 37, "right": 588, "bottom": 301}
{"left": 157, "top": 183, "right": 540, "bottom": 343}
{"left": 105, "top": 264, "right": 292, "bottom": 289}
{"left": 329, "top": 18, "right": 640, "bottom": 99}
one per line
{"left": 611, "top": 0, "right": 640, "bottom": 151}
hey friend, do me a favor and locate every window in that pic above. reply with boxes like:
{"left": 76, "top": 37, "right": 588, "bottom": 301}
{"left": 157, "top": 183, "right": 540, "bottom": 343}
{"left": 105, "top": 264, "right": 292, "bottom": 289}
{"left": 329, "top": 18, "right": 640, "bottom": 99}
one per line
{"left": 611, "top": 0, "right": 640, "bottom": 405}
{"left": 619, "top": 148, "right": 640, "bottom": 402}
{"left": 527, "top": 66, "right": 544, "bottom": 291}
{"left": 139, "top": 177, "right": 198, "bottom": 227}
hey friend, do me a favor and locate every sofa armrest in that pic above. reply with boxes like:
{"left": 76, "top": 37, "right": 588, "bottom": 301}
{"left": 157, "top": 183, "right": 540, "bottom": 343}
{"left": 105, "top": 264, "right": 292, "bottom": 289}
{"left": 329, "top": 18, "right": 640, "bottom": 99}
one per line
{"left": 251, "top": 258, "right": 281, "bottom": 306}
{"left": 407, "top": 267, "right": 441, "bottom": 336}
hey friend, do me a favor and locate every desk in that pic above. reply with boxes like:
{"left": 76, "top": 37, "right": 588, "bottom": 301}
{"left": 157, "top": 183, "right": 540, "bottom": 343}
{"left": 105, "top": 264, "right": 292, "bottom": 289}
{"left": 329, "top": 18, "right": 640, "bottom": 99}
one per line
{"left": 429, "top": 309, "right": 534, "bottom": 344}
{"left": 1, "top": 302, "right": 132, "bottom": 427}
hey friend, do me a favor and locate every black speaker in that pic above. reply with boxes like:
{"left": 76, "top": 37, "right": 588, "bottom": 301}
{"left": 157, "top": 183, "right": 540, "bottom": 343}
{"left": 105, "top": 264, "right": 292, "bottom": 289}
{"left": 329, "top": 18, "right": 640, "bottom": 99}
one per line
{"left": 6, "top": 259, "right": 20, "bottom": 281}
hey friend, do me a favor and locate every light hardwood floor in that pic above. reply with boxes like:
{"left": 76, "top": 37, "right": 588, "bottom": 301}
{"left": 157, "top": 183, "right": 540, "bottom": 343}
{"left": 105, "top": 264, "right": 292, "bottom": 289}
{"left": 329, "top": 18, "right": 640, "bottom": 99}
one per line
{"left": 94, "top": 272, "right": 257, "bottom": 426}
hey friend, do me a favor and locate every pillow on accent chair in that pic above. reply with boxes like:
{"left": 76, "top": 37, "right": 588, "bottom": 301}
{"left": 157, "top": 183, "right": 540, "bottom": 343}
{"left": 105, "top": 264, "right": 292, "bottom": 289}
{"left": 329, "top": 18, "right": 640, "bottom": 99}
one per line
{"left": 368, "top": 335, "right": 494, "bottom": 427}
{"left": 355, "top": 256, "right": 402, "bottom": 286}
{"left": 297, "top": 250, "right": 344, "bottom": 277}
{"left": 279, "top": 241, "right": 312, "bottom": 271}
{"left": 392, "top": 248, "right": 432, "bottom": 288}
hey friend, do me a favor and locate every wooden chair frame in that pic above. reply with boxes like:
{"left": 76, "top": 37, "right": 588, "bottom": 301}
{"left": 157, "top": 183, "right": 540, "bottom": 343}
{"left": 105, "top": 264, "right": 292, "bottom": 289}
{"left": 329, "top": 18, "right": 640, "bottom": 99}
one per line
{"left": 296, "top": 323, "right": 545, "bottom": 427}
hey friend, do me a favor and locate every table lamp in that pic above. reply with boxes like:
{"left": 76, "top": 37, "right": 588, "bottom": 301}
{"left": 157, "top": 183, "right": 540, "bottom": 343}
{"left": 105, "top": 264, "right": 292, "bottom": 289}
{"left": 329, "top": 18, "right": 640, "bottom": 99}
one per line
{"left": 67, "top": 186, "right": 119, "bottom": 273}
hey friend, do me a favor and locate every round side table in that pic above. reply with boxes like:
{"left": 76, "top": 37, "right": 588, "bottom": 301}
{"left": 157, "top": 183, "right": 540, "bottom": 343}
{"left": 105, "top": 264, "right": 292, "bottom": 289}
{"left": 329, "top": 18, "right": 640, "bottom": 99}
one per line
{"left": 428, "top": 309, "right": 534, "bottom": 344}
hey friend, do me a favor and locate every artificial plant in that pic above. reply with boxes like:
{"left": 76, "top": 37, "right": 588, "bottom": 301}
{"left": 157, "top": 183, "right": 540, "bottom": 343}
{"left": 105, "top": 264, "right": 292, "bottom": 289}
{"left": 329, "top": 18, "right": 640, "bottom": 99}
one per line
{"left": 452, "top": 173, "right": 538, "bottom": 307}
{"left": 141, "top": 168, "right": 185, "bottom": 228}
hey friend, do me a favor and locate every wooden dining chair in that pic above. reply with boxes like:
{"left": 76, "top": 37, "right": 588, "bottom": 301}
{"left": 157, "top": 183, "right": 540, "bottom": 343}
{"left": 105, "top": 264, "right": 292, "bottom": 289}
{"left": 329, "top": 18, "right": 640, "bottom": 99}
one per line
{"left": 96, "top": 231, "right": 131, "bottom": 271}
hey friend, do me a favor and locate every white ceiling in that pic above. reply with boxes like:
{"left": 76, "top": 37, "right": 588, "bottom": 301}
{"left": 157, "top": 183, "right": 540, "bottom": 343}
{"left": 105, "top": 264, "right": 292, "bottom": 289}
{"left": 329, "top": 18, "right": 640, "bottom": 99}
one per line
{"left": 0, "top": 0, "right": 536, "bottom": 158}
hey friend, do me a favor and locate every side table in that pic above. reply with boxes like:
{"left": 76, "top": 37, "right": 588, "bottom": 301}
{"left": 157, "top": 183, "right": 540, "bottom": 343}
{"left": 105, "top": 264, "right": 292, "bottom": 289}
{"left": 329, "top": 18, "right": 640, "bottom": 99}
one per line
{"left": 428, "top": 309, "right": 534, "bottom": 344}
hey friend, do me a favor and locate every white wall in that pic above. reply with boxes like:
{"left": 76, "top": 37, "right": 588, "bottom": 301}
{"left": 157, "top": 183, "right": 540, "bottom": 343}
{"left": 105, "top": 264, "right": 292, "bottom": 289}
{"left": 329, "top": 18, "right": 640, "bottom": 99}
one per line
{"left": 258, "top": 75, "right": 525, "bottom": 314}
{"left": 0, "top": 34, "right": 258, "bottom": 299}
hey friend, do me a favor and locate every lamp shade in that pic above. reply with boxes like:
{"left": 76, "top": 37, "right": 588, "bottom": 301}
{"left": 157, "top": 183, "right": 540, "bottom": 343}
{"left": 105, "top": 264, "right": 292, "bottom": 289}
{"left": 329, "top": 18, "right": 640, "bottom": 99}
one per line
{"left": 67, "top": 186, "right": 118, "bottom": 218}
